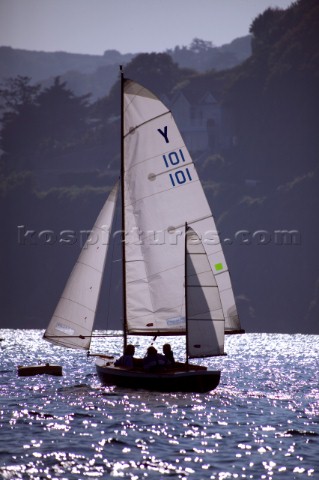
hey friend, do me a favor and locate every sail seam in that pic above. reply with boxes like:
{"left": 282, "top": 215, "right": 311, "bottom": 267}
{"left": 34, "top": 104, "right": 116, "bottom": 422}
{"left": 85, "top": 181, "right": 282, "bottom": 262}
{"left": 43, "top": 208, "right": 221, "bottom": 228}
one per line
{"left": 214, "top": 270, "right": 229, "bottom": 276}
{"left": 188, "top": 252, "right": 213, "bottom": 255}
{"left": 188, "top": 268, "right": 216, "bottom": 273}
{"left": 52, "top": 312, "right": 93, "bottom": 329}
{"left": 58, "top": 296, "right": 95, "bottom": 314}
{"left": 123, "top": 83, "right": 146, "bottom": 112}
{"left": 126, "top": 262, "right": 184, "bottom": 284}
{"left": 127, "top": 330, "right": 186, "bottom": 336}
{"left": 124, "top": 177, "right": 201, "bottom": 209}
{"left": 126, "top": 256, "right": 224, "bottom": 285}
{"left": 123, "top": 146, "right": 188, "bottom": 173}
{"left": 123, "top": 83, "right": 149, "bottom": 112}
{"left": 127, "top": 305, "right": 184, "bottom": 321}
{"left": 125, "top": 157, "right": 193, "bottom": 177}
{"left": 93, "top": 225, "right": 112, "bottom": 233}
{"left": 218, "top": 286, "right": 233, "bottom": 293}
{"left": 76, "top": 260, "right": 103, "bottom": 274}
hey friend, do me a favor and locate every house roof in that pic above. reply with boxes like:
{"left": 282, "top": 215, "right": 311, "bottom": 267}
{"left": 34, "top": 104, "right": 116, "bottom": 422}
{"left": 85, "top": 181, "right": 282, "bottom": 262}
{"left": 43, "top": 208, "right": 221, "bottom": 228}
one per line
{"left": 170, "top": 90, "right": 218, "bottom": 108}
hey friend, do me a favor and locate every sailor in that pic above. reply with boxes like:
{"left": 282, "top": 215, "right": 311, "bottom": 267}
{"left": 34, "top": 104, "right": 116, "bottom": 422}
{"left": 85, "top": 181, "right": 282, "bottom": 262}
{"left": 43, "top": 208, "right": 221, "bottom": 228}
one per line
{"left": 114, "top": 344, "right": 135, "bottom": 368}
{"left": 143, "top": 346, "right": 166, "bottom": 370}
{"left": 163, "top": 343, "right": 175, "bottom": 365}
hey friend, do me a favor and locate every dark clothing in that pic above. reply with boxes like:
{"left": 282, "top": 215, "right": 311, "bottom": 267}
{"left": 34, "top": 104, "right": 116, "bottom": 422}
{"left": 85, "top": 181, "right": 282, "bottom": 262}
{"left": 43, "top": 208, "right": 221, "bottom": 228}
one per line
{"left": 164, "top": 351, "right": 175, "bottom": 365}
{"left": 143, "top": 353, "right": 166, "bottom": 371}
{"left": 114, "top": 354, "right": 134, "bottom": 368}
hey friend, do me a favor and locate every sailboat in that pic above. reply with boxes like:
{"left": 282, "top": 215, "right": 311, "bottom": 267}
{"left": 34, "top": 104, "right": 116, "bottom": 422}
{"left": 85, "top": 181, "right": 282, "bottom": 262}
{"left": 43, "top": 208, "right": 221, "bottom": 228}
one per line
{"left": 43, "top": 70, "right": 243, "bottom": 393}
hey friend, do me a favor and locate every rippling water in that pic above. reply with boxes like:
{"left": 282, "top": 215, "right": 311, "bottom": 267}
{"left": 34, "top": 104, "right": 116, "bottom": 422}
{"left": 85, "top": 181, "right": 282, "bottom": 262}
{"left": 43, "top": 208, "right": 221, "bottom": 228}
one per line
{"left": 0, "top": 330, "right": 318, "bottom": 479}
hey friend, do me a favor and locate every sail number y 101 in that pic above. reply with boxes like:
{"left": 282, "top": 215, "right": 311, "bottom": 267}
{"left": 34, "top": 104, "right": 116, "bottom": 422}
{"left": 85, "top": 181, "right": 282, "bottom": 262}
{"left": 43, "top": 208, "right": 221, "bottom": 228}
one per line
{"left": 162, "top": 149, "right": 192, "bottom": 187}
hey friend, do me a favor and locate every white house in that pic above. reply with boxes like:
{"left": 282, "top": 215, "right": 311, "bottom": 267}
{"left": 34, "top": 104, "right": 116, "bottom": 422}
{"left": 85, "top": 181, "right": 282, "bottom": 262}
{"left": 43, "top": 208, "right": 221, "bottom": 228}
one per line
{"left": 166, "top": 90, "right": 224, "bottom": 153}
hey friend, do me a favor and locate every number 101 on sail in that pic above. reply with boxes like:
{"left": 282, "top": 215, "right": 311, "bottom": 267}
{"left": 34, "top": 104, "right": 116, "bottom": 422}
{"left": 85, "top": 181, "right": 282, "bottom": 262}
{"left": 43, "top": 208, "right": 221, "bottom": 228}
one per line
{"left": 162, "top": 149, "right": 192, "bottom": 187}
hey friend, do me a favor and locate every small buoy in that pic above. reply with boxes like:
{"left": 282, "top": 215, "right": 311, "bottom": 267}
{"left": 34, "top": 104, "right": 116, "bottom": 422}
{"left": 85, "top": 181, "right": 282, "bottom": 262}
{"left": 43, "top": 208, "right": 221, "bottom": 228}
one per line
{"left": 17, "top": 364, "right": 63, "bottom": 377}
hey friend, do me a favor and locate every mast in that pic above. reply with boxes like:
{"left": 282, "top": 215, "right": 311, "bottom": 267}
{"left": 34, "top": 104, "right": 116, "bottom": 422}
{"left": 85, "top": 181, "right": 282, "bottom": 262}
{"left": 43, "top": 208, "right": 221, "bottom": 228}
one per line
{"left": 185, "top": 223, "right": 189, "bottom": 364}
{"left": 120, "top": 65, "right": 127, "bottom": 351}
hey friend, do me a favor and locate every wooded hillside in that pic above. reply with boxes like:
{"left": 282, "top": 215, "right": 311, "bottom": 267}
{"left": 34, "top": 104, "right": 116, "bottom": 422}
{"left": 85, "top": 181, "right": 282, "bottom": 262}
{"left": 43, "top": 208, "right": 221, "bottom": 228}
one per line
{"left": 1, "top": 0, "right": 318, "bottom": 333}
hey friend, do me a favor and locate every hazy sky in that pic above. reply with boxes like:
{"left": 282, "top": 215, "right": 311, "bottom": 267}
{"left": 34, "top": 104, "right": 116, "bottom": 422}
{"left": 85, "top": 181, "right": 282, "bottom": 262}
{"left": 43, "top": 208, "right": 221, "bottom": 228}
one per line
{"left": 0, "top": 0, "right": 294, "bottom": 55}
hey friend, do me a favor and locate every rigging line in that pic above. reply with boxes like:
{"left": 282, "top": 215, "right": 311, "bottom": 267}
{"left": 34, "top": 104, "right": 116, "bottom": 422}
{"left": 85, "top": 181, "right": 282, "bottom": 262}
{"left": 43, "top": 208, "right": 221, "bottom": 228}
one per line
{"left": 123, "top": 110, "right": 171, "bottom": 138}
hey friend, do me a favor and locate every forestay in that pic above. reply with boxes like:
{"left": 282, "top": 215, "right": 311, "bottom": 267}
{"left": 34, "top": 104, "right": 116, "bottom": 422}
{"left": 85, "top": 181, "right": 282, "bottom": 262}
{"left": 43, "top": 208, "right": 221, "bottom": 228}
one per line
{"left": 186, "top": 227, "right": 224, "bottom": 358}
{"left": 44, "top": 183, "right": 119, "bottom": 350}
{"left": 123, "top": 80, "right": 240, "bottom": 335}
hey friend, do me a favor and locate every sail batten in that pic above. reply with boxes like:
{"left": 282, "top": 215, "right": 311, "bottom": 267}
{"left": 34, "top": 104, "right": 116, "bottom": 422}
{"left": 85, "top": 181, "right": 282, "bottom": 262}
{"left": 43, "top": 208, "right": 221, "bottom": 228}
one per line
{"left": 124, "top": 110, "right": 172, "bottom": 138}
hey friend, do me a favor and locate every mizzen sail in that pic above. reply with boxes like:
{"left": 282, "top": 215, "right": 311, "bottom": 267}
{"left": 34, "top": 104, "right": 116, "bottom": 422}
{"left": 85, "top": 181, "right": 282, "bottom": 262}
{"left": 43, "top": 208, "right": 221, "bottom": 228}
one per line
{"left": 44, "top": 182, "right": 119, "bottom": 349}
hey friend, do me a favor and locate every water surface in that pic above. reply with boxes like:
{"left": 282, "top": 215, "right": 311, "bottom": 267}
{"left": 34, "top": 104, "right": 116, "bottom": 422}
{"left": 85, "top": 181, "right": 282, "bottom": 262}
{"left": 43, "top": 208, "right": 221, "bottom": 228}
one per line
{"left": 0, "top": 330, "right": 318, "bottom": 479}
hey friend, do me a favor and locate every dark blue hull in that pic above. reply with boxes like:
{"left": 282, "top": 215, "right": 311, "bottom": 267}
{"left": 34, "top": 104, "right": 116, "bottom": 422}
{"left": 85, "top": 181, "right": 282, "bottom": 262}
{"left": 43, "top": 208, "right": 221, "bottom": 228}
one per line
{"left": 95, "top": 362, "right": 220, "bottom": 393}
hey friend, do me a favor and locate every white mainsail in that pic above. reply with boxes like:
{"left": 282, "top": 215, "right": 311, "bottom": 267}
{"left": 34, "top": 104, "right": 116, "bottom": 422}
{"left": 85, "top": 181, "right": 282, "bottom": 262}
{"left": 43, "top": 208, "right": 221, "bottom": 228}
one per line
{"left": 186, "top": 227, "right": 224, "bottom": 357}
{"left": 123, "top": 79, "right": 240, "bottom": 335}
{"left": 44, "top": 182, "right": 119, "bottom": 350}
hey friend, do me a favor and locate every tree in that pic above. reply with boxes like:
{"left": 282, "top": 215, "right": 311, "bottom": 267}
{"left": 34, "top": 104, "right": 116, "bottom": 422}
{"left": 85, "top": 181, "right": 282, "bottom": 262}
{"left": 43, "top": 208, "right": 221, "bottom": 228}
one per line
{"left": 189, "top": 38, "right": 214, "bottom": 54}
{"left": 250, "top": 7, "right": 284, "bottom": 54}
{"left": 0, "top": 76, "right": 91, "bottom": 170}
{"left": 36, "top": 77, "right": 91, "bottom": 146}
{"left": 123, "top": 52, "right": 192, "bottom": 96}
{"left": 0, "top": 75, "right": 41, "bottom": 113}
{"left": 0, "top": 77, "right": 41, "bottom": 169}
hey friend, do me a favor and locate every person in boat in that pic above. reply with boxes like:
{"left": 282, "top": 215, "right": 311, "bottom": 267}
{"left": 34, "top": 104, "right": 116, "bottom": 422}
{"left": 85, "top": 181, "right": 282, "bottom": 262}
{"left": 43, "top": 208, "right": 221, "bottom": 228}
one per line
{"left": 143, "top": 346, "right": 166, "bottom": 370}
{"left": 163, "top": 343, "right": 175, "bottom": 365}
{"left": 114, "top": 344, "right": 135, "bottom": 368}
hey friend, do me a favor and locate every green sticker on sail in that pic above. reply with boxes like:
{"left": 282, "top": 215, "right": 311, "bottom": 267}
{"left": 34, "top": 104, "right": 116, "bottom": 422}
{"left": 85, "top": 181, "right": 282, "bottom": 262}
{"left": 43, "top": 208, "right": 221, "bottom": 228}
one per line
{"left": 214, "top": 262, "right": 223, "bottom": 271}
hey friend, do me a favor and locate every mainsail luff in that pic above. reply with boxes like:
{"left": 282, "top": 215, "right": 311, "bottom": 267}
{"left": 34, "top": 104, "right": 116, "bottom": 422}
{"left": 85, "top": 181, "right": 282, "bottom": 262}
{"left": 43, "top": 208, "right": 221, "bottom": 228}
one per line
{"left": 123, "top": 79, "right": 240, "bottom": 336}
{"left": 120, "top": 67, "right": 128, "bottom": 351}
{"left": 43, "top": 182, "right": 119, "bottom": 350}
